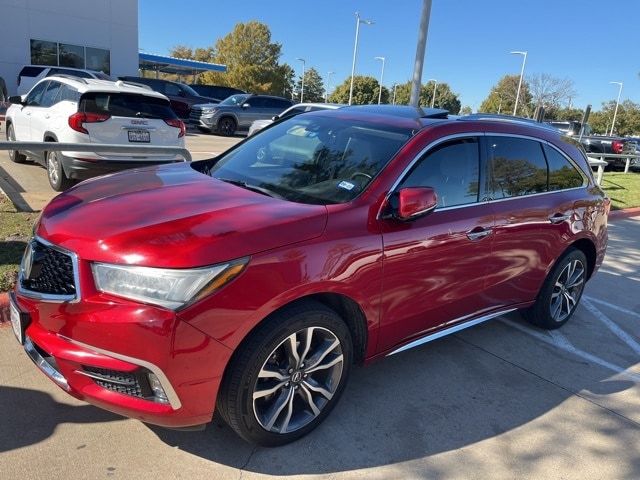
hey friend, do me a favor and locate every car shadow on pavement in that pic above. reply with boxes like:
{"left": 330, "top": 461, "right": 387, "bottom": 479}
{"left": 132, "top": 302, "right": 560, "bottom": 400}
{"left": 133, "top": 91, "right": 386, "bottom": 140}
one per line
{"left": 150, "top": 315, "right": 639, "bottom": 476}
{"left": 0, "top": 386, "right": 121, "bottom": 453}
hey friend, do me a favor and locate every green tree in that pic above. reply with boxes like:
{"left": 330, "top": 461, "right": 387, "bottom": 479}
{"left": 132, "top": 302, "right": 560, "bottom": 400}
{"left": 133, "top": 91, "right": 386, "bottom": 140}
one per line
{"left": 392, "top": 80, "right": 461, "bottom": 113}
{"left": 460, "top": 105, "right": 473, "bottom": 115}
{"left": 296, "top": 67, "right": 325, "bottom": 103}
{"left": 480, "top": 75, "right": 533, "bottom": 117}
{"left": 328, "top": 75, "right": 389, "bottom": 105}
{"left": 552, "top": 107, "right": 584, "bottom": 122}
{"left": 589, "top": 100, "right": 640, "bottom": 136}
{"left": 169, "top": 45, "right": 193, "bottom": 59}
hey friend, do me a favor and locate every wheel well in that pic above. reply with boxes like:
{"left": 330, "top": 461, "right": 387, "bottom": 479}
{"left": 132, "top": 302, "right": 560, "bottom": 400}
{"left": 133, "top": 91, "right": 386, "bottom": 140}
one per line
{"left": 218, "top": 115, "right": 237, "bottom": 126}
{"left": 569, "top": 238, "right": 597, "bottom": 279}
{"left": 44, "top": 134, "right": 57, "bottom": 142}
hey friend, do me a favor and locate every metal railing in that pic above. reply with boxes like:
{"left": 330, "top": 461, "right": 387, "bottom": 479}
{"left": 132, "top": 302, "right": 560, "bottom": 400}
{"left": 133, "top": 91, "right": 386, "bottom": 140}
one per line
{"left": 586, "top": 152, "right": 639, "bottom": 174}
{"left": 0, "top": 141, "right": 192, "bottom": 162}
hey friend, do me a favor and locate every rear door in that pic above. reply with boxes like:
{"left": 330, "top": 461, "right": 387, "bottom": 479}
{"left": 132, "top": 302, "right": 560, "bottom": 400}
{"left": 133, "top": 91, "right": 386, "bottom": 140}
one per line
{"left": 378, "top": 136, "right": 495, "bottom": 352}
{"left": 482, "top": 135, "right": 576, "bottom": 305}
{"left": 79, "top": 92, "right": 182, "bottom": 152}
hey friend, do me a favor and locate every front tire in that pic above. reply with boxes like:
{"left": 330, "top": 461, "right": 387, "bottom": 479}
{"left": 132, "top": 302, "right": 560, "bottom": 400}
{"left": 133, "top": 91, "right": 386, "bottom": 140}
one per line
{"left": 46, "top": 150, "right": 73, "bottom": 191}
{"left": 217, "top": 301, "right": 353, "bottom": 446}
{"left": 216, "top": 117, "right": 236, "bottom": 136}
{"left": 7, "top": 124, "right": 27, "bottom": 163}
{"left": 523, "top": 248, "right": 587, "bottom": 329}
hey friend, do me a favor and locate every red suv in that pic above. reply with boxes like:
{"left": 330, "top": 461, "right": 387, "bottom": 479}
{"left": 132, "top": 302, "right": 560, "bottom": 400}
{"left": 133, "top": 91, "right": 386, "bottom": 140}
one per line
{"left": 10, "top": 106, "right": 609, "bottom": 446}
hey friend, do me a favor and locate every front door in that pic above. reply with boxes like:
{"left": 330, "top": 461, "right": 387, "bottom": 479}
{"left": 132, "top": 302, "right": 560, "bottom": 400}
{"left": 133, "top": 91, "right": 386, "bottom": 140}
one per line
{"left": 378, "top": 136, "right": 495, "bottom": 352}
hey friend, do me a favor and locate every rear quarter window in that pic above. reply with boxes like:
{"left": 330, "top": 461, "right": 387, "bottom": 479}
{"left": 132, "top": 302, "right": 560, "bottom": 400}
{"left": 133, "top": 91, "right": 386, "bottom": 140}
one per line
{"left": 80, "top": 92, "right": 177, "bottom": 119}
{"left": 543, "top": 144, "right": 586, "bottom": 190}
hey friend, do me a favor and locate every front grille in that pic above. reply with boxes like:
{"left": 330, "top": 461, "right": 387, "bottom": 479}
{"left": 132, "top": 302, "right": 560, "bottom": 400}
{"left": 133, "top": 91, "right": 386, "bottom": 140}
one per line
{"left": 83, "top": 366, "right": 152, "bottom": 399}
{"left": 20, "top": 239, "right": 76, "bottom": 296}
{"left": 189, "top": 107, "right": 204, "bottom": 123}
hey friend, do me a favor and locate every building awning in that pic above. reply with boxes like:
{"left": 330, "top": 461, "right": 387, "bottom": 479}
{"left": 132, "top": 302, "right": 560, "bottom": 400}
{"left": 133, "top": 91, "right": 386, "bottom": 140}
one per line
{"left": 139, "top": 52, "right": 227, "bottom": 75}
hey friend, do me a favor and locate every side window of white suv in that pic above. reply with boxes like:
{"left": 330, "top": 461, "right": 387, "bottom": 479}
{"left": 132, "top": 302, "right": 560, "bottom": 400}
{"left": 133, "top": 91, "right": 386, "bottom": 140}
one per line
{"left": 26, "top": 81, "right": 49, "bottom": 107}
{"left": 40, "top": 81, "right": 63, "bottom": 108}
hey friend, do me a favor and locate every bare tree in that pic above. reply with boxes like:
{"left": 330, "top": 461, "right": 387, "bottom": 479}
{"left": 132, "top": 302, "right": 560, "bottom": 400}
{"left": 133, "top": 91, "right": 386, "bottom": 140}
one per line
{"left": 528, "top": 73, "right": 576, "bottom": 110}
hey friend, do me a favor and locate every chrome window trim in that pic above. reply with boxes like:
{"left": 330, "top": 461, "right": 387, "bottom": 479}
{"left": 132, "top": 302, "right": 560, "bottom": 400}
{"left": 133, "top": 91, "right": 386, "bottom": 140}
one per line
{"left": 58, "top": 335, "right": 182, "bottom": 410}
{"left": 17, "top": 235, "right": 82, "bottom": 303}
{"left": 387, "top": 307, "right": 517, "bottom": 356}
{"left": 379, "top": 131, "right": 590, "bottom": 218}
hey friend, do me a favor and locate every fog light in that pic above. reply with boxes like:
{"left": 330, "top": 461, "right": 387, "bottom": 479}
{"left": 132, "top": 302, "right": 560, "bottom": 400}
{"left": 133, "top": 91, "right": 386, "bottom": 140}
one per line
{"left": 147, "top": 372, "right": 169, "bottom": 404}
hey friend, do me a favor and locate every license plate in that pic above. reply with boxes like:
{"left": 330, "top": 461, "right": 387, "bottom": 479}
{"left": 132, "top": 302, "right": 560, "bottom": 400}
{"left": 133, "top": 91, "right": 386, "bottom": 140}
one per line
{"left": 9, "top": 297, "right": 24, "bottom": 345}
{"left": 128, "top": 130, "right": 150, "bottom": 143}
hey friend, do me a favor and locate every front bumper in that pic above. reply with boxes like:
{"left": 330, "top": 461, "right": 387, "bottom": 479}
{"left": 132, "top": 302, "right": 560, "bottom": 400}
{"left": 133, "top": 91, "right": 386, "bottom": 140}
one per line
{"left": 12, "top": 289, "right": 233, "bottom": 428}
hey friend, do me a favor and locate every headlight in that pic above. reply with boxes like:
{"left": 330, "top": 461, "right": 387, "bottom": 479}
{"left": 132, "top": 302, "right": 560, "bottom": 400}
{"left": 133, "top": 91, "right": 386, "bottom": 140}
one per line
{"left": 202, "top": 108, "right": 217, "bottom": 114}
{"left": 91, "top": 259, "right": 248, "bottom": 310}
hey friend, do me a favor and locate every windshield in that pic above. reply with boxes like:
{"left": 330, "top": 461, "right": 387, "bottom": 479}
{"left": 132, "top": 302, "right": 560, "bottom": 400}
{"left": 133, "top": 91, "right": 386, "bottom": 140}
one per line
{"left": 220, "top": 94, "right": 251, "bottom": 106}
{"left": 202, "top": 115, "right": 412, "bottom": 205}
{"left": 180, "top": 84, "right": 200, "bottom": 96}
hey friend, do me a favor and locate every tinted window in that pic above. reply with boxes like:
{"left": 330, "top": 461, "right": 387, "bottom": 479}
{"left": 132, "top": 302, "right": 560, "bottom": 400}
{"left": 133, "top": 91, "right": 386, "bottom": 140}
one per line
{"left": 19, "top": 66, "right": 46, "bottom": 78}
{"left": 85, "top": 47, "right": 110, "bottom": 74}
{"left": 206, "top": 116, "right": 411, "bottom": 205}
{"left": 275, "top": 98, "right": 292, "bottom": 109}
{"left": 49, "top": 68, "right": 93, "bottom": 79}
{"left": 487, "top": 136, "right": 548, "bottom": 199}
{"left": 30, "top": 40, "right": 58, "bottom": 65}
{"left": 281, "top": 106, "right": 306, "bottom": 119}
{"left": 164, "top": 83, "right": 181, "bottom": 96}
{"left": 544, "top": 144, "right": 585, "bottom": 191}
{"left": 40, "top": 81, "right": 62, "bottom": 107}
{"left": 59, "top": 44, "right": 84, "bottom": 68}
{"left": 26, "top": 81, "right": 49, "bottom": 106}
{"left": 400, "top": 138, "right": 480, "bottom": 208}
{"left": 80, "top": 92, "right": 176, "bottom": 119}
{"left": 220, "top": 94, "right": 251, "bottom": 106}
{"left": 56, "top": 85, "right": 80, "bottom": 103}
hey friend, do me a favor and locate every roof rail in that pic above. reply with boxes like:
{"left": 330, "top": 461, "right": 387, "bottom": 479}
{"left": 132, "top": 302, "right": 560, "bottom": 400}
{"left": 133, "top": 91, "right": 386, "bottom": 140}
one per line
{"left": 458, "top": 113, "right": 558, "bottom": 131}
{"left": 49, "top": 74, "right": 88, "bottom": 84}
{"left": 115, "top": 80, "right": 153, "bottom": 91}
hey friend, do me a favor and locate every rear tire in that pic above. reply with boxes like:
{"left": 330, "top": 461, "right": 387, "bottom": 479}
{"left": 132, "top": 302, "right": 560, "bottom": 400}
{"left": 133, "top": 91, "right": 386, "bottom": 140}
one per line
{"left": 523, "top": 248, "right": 587, "bottom": 329}
{"left": 46, "top": 149, "right": 73, "bottom": 191}
{"left": 216, "top": 117, "right": 236, "bottom": 137}
{"left": 7, "top": 124, "right": 27, "bottom": 163}
{"left": 217, "top": 300, "right": 352, "bottom": 446}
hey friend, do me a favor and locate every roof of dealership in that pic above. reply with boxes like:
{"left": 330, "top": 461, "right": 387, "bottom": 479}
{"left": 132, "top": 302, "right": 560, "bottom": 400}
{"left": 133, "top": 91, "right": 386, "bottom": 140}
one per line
{"left": 138, "top": 52, "right": 227, "bottom": 75}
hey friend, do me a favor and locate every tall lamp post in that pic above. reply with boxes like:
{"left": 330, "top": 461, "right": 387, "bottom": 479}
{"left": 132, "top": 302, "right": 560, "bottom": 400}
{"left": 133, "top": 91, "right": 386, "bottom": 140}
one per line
{"left": 609, "top": 81, "right": 623, "bottom": 135}
{"left": 325, "top": 70, "right": 335, "bottom": 103}
{"left": 510, "top": 50, "right": 527, "bottom": 116}
{"left": 296, "top": 58, "right": 306, "bottom": 103}
{"left": 374, "top": 56, "right": 385, "bottom": 104}
{"left": 349, "top": 12, "right": 374, "bottom": 105}
{"left": 428, "top": 78, "right": 438, "bottom": 108}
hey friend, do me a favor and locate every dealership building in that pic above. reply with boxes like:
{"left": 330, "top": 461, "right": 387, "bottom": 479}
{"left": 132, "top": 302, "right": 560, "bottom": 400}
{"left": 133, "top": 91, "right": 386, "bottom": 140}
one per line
{"left": 0, "top": 0, "right": 139, "bottom": 96}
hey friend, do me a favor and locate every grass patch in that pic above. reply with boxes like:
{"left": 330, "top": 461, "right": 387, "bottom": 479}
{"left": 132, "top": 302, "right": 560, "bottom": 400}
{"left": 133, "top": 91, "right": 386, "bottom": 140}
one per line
{"left": 601, "top": 172, "right": 640, "bottom": 210}
{"left": 0, "top": 195, "right": 38, "bottom": 292}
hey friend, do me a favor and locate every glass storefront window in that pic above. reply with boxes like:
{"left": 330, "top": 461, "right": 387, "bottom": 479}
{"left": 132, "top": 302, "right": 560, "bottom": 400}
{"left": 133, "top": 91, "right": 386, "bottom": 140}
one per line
{"left": 30, "top": 40, "right": 58, "bottom": 66}
{"left": 59, "top": 43, "right": 85, "bottom": 68}
{"left": 86, "top": 47, "right": 110, "bottom": 74}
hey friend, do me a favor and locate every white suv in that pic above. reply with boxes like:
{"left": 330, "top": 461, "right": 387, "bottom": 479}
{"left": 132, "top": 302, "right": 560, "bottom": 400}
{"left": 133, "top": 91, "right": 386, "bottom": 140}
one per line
{"left": 17, "top": 65, "right": 112, "bottom": 95}
{"left": 6, "top": 76, "right": 186, "bottom": 191}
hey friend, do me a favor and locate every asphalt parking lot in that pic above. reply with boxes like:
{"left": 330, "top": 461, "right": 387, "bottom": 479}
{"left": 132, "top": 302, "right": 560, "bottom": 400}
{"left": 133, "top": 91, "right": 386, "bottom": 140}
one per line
{"left": 0, "top": 123, "right": 242, "bottom": 212}
{"left": 0, "top": 211, "right": 639, "bottom": 478}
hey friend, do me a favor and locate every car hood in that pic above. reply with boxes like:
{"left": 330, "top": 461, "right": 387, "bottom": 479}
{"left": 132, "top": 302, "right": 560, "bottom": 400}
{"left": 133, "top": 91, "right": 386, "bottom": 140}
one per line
{"left": 37, "top": 164, "right": 328, "bottom": 268}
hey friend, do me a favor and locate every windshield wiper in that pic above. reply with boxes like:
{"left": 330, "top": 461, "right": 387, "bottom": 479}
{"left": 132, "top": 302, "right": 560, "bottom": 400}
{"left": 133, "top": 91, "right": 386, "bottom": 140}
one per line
{"left": 216, "top": 178, "right": 280, "bottom": 198}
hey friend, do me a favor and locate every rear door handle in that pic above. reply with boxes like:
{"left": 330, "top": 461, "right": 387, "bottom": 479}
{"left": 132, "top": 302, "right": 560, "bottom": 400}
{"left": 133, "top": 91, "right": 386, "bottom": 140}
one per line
{"left": 466, "top": 227, "right": 492, "bottom": 241}
{"left": 548, "top": 213, "right": 571, "bottom": 224}
{"left": 44, "top": 114, "right": 50, "bottom": 119}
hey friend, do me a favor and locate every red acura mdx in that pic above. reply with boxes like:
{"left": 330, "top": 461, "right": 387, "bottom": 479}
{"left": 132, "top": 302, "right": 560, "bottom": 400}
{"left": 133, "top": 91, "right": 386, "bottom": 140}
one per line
{"left": 10, "top": 106, "right": 609, "bottom": 445}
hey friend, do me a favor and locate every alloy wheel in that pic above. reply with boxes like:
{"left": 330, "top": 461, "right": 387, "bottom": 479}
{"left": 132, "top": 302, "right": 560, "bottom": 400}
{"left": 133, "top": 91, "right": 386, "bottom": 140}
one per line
{"left": 550, "top": 259, "right": 585, "bottom": 322}
{"left": 8, "top": 126, "right": 16, "bottom": 161}
{"left": 47, "top": 151, "right": 60, "bottom": 186}
{"left": 252, "top": 326, "right": 344, "bottom": 434}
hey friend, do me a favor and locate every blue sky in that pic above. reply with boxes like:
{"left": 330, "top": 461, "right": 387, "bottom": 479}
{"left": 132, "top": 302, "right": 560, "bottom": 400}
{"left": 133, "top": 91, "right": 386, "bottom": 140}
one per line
{"left": 139, "top": 0, "right": 639, "bottom": 111}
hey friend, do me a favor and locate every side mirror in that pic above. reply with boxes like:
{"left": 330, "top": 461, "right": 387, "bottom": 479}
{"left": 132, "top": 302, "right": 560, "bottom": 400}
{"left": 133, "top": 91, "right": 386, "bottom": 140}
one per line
{"left": 389, "top": 187, "right": 438, "bottom": 221}
{"left": 9, "top": 95, "right": 25, "bottom": 105}
{"left": 272, "top": 115, "right": 280, "bottom": 121}
{"left": 242, "top": 103, "right": 250, "bottom": 108}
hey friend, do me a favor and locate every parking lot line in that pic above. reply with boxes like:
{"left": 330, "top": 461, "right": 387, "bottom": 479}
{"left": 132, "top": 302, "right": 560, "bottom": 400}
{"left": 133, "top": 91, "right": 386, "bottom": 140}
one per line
{"left": 583, "top": 295, "right": 640, "bottom": 319}
{"left": 501, "top": 318, "right": 640, "bottom": 383}
{"left": 581, "top": 297, "right": 640, "bottom": 356}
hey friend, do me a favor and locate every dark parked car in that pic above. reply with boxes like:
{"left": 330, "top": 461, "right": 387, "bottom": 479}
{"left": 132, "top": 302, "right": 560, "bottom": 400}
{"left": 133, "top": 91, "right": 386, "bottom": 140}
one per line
{"left": 189, "top": 84, "right": 245, "bottom": 102}
{"left": 10, "top": 106, "right": 609, "bottom": 447}
{"left": 118, "top": 76, "right": 216, "bottom": 119}
{"left": 190, "top": 93, "right": 292, "bottom": 136}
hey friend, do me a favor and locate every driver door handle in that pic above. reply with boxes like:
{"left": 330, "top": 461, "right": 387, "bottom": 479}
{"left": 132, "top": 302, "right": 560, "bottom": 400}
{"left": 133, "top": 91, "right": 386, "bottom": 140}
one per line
{"left": 466, "top": 227, "right": 492, "bottom": 241}
{"left": 548, "top": 213, "right": 571, "bottom": 224}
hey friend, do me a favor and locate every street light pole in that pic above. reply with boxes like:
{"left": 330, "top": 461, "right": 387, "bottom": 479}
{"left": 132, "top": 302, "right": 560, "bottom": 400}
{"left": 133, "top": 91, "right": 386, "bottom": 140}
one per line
{"left": 325, "top": 70, "right": 335, "bottom": 103}
{"left": 409, "top": 0, "right": 433, "bottom": 107}
{"left": 609, "top": 81, "right": 623, "bottom": 136}
{"left": 510, "top": 50, "right": 527, "bottom": 116}
{"left": 349, "top": 12, "right": 374, "bottom": 105}
{"left": 374, "top": 56, "right": 385, "bottom": 104}
{"left": 296, "top": 58, "right": 305, "bottom": 103}
{"left": 428, "top": 78, "right": 437, "bottom": 108}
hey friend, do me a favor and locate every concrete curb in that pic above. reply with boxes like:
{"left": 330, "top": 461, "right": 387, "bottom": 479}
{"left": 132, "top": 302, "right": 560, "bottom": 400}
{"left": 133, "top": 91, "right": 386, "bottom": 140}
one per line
{"left": 609, "top": 207, "right": 640, "bottom": 220}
